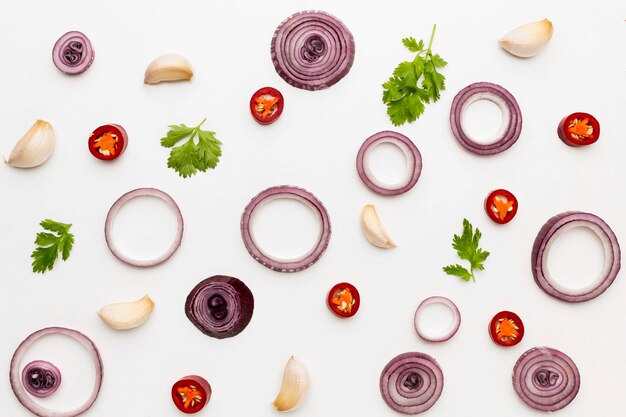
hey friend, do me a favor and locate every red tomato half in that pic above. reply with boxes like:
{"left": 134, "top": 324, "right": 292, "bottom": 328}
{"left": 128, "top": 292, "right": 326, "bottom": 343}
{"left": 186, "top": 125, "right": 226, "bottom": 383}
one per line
{"left": 171, "top": 375, "right": 212, "bottom": 414}
{"left": 485, "top": 189, "right": 518, "bottom": 224}
{"left": 88, "top": 124, "right": 128, "bottom": 161}
{"left": 557, "top": 112, "right": 600, "bottom": 147}
{"left": 250, "top": 87, "right": 284, "bottom": 125}
{"left": 489, "top": 311, "right": 524, "bottom": 347}
{"left": 327, "top": 282, "right": 360, "bottom": 318}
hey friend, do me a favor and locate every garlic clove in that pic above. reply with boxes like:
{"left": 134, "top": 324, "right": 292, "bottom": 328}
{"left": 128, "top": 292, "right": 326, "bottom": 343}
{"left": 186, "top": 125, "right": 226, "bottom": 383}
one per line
{"left": 272, "top": 356, "right": 309, "bottom": 412}
{"left": 97, "top": 295, "right": 155, "bottom": 330}
{"left": 144, "top": 54, "right": 193, "bottom": 84}
{"left": 5, "top": 120, "right": 55, "bottom": 168}
{"left": 499, "top": 18, "right": 554, "bottom": 58}
{"left": 361, "top": 204, "right": 396, "bottom": 249}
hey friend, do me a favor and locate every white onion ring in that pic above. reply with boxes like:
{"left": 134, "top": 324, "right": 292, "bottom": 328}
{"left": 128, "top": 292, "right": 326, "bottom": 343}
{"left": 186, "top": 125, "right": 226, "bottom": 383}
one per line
{"left": 105, "top": 187, "right": 184, "bottom": 267}
{"left": 240, "top": 185, "right": 331, "bottom": 272}
{"left": 356, "top": 131, "right": 422, "bottom": 196}
{"left": 414, "top": 296, "right": 461, "bottom": 342}
{"left": 532, "top": 211, "right": 620, "bottom": 302}
{"left": 10, "top": 327, "right": 103, "bottom": 417}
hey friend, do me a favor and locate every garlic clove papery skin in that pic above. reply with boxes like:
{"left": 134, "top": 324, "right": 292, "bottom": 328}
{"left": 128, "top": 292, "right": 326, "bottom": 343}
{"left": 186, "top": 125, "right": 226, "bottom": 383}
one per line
{"left": 5, "top": 120, "right": 55, "bottom": 168}
{"left": 499, "top": 19, "right": 554, "bottom": 58}
{"left": 97, "top": 295, "right": 155, "bottom": 330}
{"left": 272, "top": 356, "right": 309, "bottom": 412}
{"left": 144, "top": 54, "right": 194, "bottom": 84}
{"left": 361, "top": 204, "right": 396, "bottom": 249}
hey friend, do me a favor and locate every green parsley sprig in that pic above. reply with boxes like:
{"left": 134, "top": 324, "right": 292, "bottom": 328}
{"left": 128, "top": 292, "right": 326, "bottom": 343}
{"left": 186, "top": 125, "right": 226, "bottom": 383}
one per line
{"left": 443, "top": 219, "right": 490, "bottom": 282}
{"left": 382, "top": 24, "right": 447, "bottom": 126}
{"left": 160, "top": 118, "right": 222, "bottom": 178}
{"left": 31, "top": 219, "right": 74, "bottom": 273}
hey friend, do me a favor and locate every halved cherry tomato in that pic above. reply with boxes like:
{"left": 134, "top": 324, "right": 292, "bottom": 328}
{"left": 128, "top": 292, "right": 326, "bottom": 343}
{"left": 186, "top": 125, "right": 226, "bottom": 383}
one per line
{"left": 88, "top": 124, "right": 128, "bottom": 161}
{"left": 489, "top": 311, "right": 524, "bottom": 347}
{"left": 250, "top": 87, "right": 284, "bottom": 125}
{"left": 557, "top": 112, "right": 600, "bottom": 147}
{"left": 485, "top": 189, "right": 518, "bottom": 224}
{"left": 327, "top": 282, "right": 360, "bottom": 318}
{"left": 171, "top": 375, "right": 212, "bottom": 414}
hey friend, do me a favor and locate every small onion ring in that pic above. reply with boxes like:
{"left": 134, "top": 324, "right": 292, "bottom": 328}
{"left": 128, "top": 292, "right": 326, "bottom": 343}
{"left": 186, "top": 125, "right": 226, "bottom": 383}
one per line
{"left": 240, "top": 185, "right": 331, "bottom": 272}
{"left": 271, "top": 10, "right": 355, "bottom": 90}
{"left": 356, "top": 131, "right": 422, "bottom": 196}
{"left": 512, "top": 346, "right": 580, "bottom": 412}
{"left": 450, "top": 82, "right": 522, "bottom": 155}
{"left": 10, "top": 327, "right": 103, "bottom": 417}
{"left": 22, "top": 360, "right": 61, "bottom": 398}
{"left": 380, "top": 352, "right": 444, "bottom": 414}
{"left": 414, "top": 296, "right": 461, "bottom": 342}
{"left": 531, "top": 211, "right": 620, "bottom": 302}
{"left": 52, "top": 31, "right": 95, "bottom": 75}
{"left": 105, "top": 187, "right": 184, "bottom": 267}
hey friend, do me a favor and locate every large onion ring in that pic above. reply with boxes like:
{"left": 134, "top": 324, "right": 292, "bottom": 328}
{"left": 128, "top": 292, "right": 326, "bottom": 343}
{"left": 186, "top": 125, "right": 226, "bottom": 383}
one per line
{"left": 380, "top": 352, "right": 444, "bottom": 414}
{"left": 414, "top": 296, "right": 461, "bottom": 342}
{"left": 450, "top": 82, "right": 522, "bottom": 155}
{"left": 52, "top": 31, "right": 95, "bottom": 75}
{"left": 512, "top": 346, "right": 580, "bottom": 412}
{"left": 105, "top": 187, "right": 184, "bottom": 267}
{"left": 531, "top": 211, "right": 620, "bottom": 302}
{"left": 240, "top": 185, "right": 331, "bottom": 272}
{"left": 271, "top": 10, "right": 355, "bottom": 90}
{"left": 10, "top": 327, "right": 103, "bottom": 417}
{"left": 356, "top": 131, "right": 422, "bottom": 196}
{"left": 22, "top": 360, "right": 62, "bottom": 398}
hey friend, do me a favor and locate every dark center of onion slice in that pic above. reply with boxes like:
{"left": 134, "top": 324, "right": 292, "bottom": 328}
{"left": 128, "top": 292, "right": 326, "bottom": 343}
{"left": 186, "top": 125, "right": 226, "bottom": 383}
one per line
{"left": 27, "top": 368, "right": 56, "bottom": 390}
{"left": 403, "top": 372, "right": 422, "bottom": 391}
{"left": 302, "top": 35, "right": 325, "bottom": 62}
{"left": 208, "top": 294, "right": 228, "bottom": 320}
{"left": 534, "top": 369, "right": 559, "bottom": 387}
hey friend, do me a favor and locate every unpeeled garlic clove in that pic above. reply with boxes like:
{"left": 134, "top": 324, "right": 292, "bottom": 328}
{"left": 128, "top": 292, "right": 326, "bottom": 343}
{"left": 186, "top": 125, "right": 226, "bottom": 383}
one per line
{"left": 272, "top": 356, "right": 309, "bottom": 412}
{"left": 499, "top": 18, "right": 554, "bottom": 58}
{"left": 361, "top": 204, "right": 396, "bottom": 249}
{"left": 5, "top": 120, "right": 55, "bottom": 168}
{"left": 144, "top": 54, "right": 193, "bottom": 84}
{"left": 97, "top": 295, "right": 155, "bottom": 330}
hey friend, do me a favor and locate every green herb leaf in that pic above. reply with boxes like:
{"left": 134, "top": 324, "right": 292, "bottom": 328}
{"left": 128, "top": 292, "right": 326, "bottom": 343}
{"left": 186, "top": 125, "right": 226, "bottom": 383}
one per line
{"left": 402, "top": 37, "right": 424, "bottom": 53}
{"left": 443, "top": 218, "right": 490, "bottom": 282}
{"left": 31, "top": 219, "right": 74, "bottom": 273}
{"left": 442, "top": 264, "right": 472, "bottom": 282}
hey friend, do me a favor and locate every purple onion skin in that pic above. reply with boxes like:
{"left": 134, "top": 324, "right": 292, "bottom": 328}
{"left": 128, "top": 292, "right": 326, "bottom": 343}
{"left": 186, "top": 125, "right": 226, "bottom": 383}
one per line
{"left": 22, "top": 360, "right": 61, "bottom": 398}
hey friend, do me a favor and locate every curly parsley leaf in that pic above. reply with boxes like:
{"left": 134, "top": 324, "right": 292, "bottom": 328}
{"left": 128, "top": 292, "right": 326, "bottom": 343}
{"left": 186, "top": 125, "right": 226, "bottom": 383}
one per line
{"left": 31, "top": 219, "right": 74, "bottom": 273}
{"left": 443, "top": 219, "right": 490, "bottom": 282}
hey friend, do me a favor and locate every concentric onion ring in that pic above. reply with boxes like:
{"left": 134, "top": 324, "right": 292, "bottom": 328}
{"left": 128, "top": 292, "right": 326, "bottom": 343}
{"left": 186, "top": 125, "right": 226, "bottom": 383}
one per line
{"left": 414, "top": 296, "right": 461, "bottom": 342}
{"left": 356, "top": 131, "right": 422, "bottom": 196}
{"left": 512, "top": 347, "right": 580, "bottom": 412}
{"left": 240, "top": 185, "right": 331, "bottom": 272}
{"left": 271, "top": 10, "right": 355, "bottom": 90}
{"left": 450, "top": 82, "right": 522, "bottom": 155}
{"left": 380, "top": 352, "right": 444, "bottom": 414}
{"left": 105, "top": 187, "right": 184, "bottom": 267}
{"left": 532, "top": 211, "right": 620, "bottom": 302}
{"left": 52, "top": 31, "right": 95, "bottom": 75}
{"left": 22, "top": 360, "right": 61, "bottom": 398}
{"left": 10, "top": 327, "right": 103, "bottom": 417}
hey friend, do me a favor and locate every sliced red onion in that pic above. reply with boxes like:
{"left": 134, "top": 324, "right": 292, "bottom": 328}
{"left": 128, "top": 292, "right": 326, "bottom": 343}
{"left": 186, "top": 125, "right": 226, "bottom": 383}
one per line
{"left": 22, "top": 360, "right": 61, "bottom": 398}
{"left": 414, "top": 296, "right": 460, "bottom": 342}
{"left": 380, "top": 352, "right": 444, "bottom": 414}
{"left": 240, "top": 186, "right": 331, "bottom": 272}
{"left": 450, "top": 82, "right": 522, "bottom": 155}
{"left": 513, "top": 347, "right": 580, "bottom": 412}
{"left": 52, "top": 31, "right": 94, "bottom": 75}
{"left": 10, "top": 327, "right": 103, "bottom": 417}
{"left": 271, "top": 10, "right": 355, "bottom": 90}
{"left": 356, "top": 131, "right": 422, "bottom": 196}
{"left": 532, "top": 211, "right": 620, "bottom": 302}
{"left": 105, "top": 187, "right": 184, "bottom": 267}
{"left": 185, "top": 275, "right": 254, "bottom": 339}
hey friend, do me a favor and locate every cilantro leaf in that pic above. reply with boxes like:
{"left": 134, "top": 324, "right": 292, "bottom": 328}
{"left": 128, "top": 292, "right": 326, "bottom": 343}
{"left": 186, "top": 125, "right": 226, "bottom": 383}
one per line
{"left": 443, "top": 219, "right": 490, "bottom": 282}
{"left": 31, "top": 219, "right": 74, "bottom": 273}
{"left": 442, "top": 264, "right": 472, "bottom": 282}
{"left": 160, "top": 124, "right": 195, "bottom": 147}
{"left": 402, "top": 37, "right": 424, "bottom": 53}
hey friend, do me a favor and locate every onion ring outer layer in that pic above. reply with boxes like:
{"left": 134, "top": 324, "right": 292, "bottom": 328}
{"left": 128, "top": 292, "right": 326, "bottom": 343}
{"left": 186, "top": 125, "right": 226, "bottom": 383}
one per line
{"left": 414, "top": 296, "right": 461, "bottom": 342}
{"left": 22, "top": 360, "right": 62, "bottom": 398}
{"left": 52, "top": 31, "right": 95, "bottom": 75}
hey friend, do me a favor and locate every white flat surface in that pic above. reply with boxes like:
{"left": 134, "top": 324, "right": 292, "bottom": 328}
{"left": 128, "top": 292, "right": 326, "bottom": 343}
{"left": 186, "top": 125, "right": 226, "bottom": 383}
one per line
{"left": 1, "top": 0, "right": 625, "bottom": 415}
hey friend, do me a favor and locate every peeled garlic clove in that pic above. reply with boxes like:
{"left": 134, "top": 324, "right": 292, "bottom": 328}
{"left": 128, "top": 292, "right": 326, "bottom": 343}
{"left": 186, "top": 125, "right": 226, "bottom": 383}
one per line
{"left": 97, "top": 295, "right": 155, "bottom": 330}
{"left": 5, "top": 120, "right": 55, "bottom": 168}
{"left": 499, "top": 19, "right": 554, "bottom": 58}
{"left": 361, "top": 204, "right": 395, "bottom": 249}
{"left": 144, "top": 54, "right": 193, "bottom": 84}
{"left": 272, "top": 356, "right": 309, "bottom": 412}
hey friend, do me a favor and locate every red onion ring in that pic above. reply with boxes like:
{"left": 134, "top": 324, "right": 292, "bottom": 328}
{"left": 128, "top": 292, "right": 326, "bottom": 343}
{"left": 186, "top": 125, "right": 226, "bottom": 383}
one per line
{"left": 105, "top": 187, "right": 184, "bottom": 267}
{"left": 240, "top": 185, "right": 331, "bottom": 272}
{"left": 532, "top": 211, "right": 620, "bottom": 302}
{"left": 356, "top": 131, "right": 422, "bottom": 196}
{"left": 22, "top": 360, "right": 61, "bottom": 398}
{"left": 512, "top": 347, "right": 580, "bottom": 412}
{"left": 413, "top": 296, "right": 461, "bottom": 342}
{"left": 450, "top": 82, "right": 522, "bottom": 155}
{"left": 380, "top": 352, "right": 444, "bottom": 414}
{"left": 10, "top": 327, "right": 103, "bottom": 417}
{"left": 52, "top": 31, "right": 94, "bottom": 75}
{"left": 271, "top": 10, "right": 355, "bottom": 90}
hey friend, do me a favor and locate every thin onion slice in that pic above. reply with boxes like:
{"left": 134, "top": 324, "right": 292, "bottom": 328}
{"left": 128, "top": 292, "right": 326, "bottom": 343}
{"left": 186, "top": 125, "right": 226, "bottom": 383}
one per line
{"left": 105, "top": 187, "right": 184, "bottom": 267}
{"left": 10, "top": 327, "right": 103, "bottom": 417}
{"left": 512, "top": 346, "right": 580, "bottom": 412}
{"left": 22, "top": 360, "right": 61, "bottom": 398}
{"left": 52, "top": 31, "right": 94, "bottom": 75}
{"left": 240, "top": 185, "right": 331, "bottom": 272}
{"left": 380, "top": 352, "right": 444, "bottom": 414}
{"left": 450, "top": 82, "right": 522, "bottom": 155}
{"left": 532, "top": 211, "right": 620, "bottom": 302}
{"left": 271, "top": 10, "right": 355, "bottom": 90}
{"left": 414, "top": 296, "right": 461, "bottom": 342}
{"left": 356, "top": 131, "right": 422, "bottom": 196}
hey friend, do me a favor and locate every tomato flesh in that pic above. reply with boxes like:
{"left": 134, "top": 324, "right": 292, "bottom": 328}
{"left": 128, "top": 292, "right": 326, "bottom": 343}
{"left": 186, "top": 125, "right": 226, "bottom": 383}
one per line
{"left": 327, "top": 282, "right": 360, "bottom": 318}
{"left": 171, "top": 376, "right": 211, "bottom": 414}
{"left": 485, "top": 189, "right": 518, "bottom": 224}
{"left": 489, "top": 311, "right": 524, "bottom": 347}
{"left": 88, "top": 124, "right": 127, "bottom": 161}
{"left": 558, "top": 112, "right": 600, "bottom": 147}
{"left": 250, "top": 87, "right": 284, "bottom": 125}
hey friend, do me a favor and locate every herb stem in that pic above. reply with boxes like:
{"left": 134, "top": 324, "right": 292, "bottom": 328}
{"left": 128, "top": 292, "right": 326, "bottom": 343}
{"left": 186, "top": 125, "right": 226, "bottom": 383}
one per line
{"left": 196, "top": 118, "right": 207, "bottom": 129}
{"left": 427, "top": 24, "right": 437, "bottom": 51}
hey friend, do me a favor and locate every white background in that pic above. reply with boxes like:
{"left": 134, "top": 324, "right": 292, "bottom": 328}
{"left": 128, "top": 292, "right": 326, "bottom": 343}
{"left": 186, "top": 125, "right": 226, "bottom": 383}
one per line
{"left": 1, "top": 0, "right": 625, "bottom": 415}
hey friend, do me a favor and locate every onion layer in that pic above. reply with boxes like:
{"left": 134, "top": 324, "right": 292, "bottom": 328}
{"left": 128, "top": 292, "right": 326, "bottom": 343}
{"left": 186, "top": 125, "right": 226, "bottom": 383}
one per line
{"left": 512, "top": 347, "right": 580, "bottom": 412}
{"left": 414, "top": 296, "right": 461, "bottom": 342}
{"left": 22, "top": 360, "right": 61, "bottom": 398}
{"left": 450, "top": 82, "right": 522, "bottom": 155}
{"left": 532, "top": 211, "right": 620, "bottom": 302}
{"left": 380, "top": 352, "right": 444, "bottom": 414}
{"left": 52, "top": 31, "right": 95, "bottom": 75}
{"left": 271, "top": 10, "right": 355, "bottom": 90}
